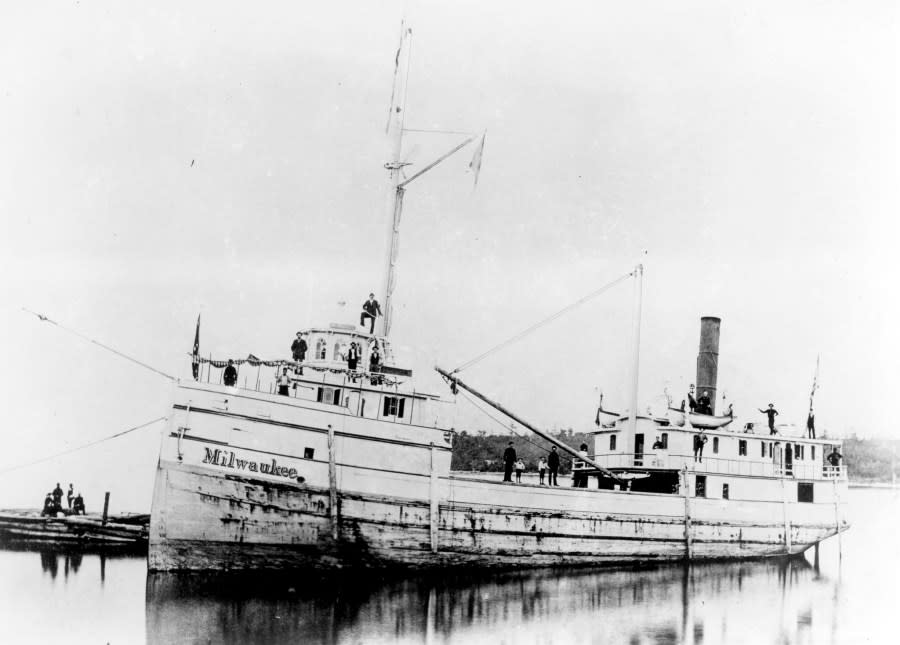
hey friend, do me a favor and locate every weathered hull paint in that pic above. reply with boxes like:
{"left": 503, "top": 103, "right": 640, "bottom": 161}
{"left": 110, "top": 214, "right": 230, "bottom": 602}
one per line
{"left": 149, "top": 383, "right": 848, "bottom": 571}
{"left": 149, "top": 460, "right": 845, "bottom": 571}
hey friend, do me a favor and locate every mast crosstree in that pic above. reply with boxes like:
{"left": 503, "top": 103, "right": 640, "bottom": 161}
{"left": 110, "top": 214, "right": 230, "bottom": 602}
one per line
{"left": 379, "top": 23, "right": 484, "bottom": 338}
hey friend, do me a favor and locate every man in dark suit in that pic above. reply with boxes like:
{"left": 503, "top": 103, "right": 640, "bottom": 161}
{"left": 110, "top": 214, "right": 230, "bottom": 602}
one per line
{"left": 502, "top": 442, "right": 517, "bottom": 482}
{"left": 223, "top": 360, "right": 238, "bottom": 387}
{"left": 360, "top": 293, "right": 383, "bottom": 334}
{"left": 547, "top": 446, "right": 560, "bottom": 486}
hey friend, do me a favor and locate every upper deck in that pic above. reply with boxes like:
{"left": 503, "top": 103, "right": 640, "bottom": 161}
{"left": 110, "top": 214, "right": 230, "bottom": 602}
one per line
{"left": 585, "top": 417, "right": 846, "bottom": 482}
{"left": 194, "top": 324, "right": 445, "bottom": 427}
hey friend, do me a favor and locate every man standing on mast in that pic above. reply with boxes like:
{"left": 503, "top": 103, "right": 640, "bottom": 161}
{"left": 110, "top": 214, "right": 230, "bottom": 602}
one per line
{"left": 360, "top": 293, "right": 383, "bottom": 335}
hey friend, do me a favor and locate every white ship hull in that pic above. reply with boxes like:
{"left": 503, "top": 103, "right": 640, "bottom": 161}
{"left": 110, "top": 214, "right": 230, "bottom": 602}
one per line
{"left": 148, "top": 382, "right": 848, "bottom": 571}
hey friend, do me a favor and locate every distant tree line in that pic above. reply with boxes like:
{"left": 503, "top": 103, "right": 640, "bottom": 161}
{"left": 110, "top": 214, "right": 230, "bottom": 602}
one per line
{"left": 842, "top": 437, "right": 900, "bottom": 482}
{"left": 450, "top": 429, "right": 591, "bottom": 475}
{"left": 450, "top": 431, "right": 899, "bottom": 482}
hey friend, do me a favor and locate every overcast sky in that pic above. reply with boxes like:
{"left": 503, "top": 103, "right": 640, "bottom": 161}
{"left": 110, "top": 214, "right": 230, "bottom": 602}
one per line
{"left": 0, "top": 0, "right": 896, "bottom": 511}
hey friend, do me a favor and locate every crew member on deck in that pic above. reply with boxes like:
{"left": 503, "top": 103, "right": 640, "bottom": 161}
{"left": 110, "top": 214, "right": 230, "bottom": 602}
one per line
{"left": 291, "top": 332, "right": 307, "bottom": 375}
{"left": 827, "top": 447, "right": 843, "bottom": 470}
{"left": 502, "top": 442, "right": 517, "bottom": 482}
{"left": 277, "top": 368, "right": 292, "bottom": 396}
{"left": 758, "top": 404, "right": 779, "bottom": 435}
{"left": 67, "top": 484, "right": 74, "bottom": 510}
{"left": 538, "top": 457, "right": 547, "bottom": 485}
{"left": 688, "top": 385, "right": 697, "bottom": 413}
{"left": 547, "top": 446, "right": 560, "bottom": 486}
{"left": 223, "top": 360, "right": 238, "bottom": 387}
{"left": 72, "top": 493, "right": 85, "bottom": 515}
{"left": 652, "top": 436, "right": 664, "bottom": 450}
{"left": 360, "top": 293, "right": 383, "bottom": 335}
{"left": 693, "top": 431, "right": 708, "bottom": 462}
{"left": 347, "top": 342, "right": 360, "bottom": 374}
{"left": 697, "top": 391, "right": 712, "bottom": 415}
{"left": 574, "top": 443, "right": 590, "bottom": 488}
{"left": 369, "top": 343, "right": 382, "bottom": 385}
{"left": 807, "top": 410, "right": 816, "bottom": 439}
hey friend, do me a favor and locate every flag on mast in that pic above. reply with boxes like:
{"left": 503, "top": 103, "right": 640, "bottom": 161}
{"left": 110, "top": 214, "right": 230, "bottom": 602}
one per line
{"left": 191, "top": 314, "right": 201, "bottom": 380}
{"left": 468, "top": 132, "right": 486, "bottom": 187}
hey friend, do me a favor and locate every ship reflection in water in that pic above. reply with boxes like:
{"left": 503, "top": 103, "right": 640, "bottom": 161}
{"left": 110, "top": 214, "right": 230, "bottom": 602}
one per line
{"left": 145, "top": 557, "right": 839, "bottom": 645}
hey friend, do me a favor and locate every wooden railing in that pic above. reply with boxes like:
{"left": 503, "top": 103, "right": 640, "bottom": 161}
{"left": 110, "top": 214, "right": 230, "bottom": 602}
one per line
{"left": 579, "top": 452, "right": 846, "bottom": 480}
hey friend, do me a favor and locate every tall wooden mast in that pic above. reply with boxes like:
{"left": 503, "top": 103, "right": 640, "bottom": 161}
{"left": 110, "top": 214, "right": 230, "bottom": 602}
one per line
{"left": 379, "top": 22, "right": 412, "bottom": 338}
{"left": 628, "top": 264, "right": 644, "bottom": 436}
{"left": 377, "top": 24, "right": 482, "bottom": 339}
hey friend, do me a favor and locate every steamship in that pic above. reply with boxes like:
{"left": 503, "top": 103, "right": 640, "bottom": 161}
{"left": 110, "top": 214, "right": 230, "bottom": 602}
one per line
{"left": 147, "top": 28, "right": 849, "bottom": 571}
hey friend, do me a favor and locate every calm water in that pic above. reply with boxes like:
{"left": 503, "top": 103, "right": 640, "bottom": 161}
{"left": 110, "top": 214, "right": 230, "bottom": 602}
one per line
{"left": 0, "top": 488, "right": 897, "bottom": 645}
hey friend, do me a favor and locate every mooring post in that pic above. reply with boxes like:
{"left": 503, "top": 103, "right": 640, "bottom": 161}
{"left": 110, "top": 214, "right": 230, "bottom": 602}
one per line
{"left": 327, "top": 424, "right": 338, "bottom": 541}
{"left": 102, "top": 492, "right": 110, "bottom": 526}
{"left": 682, "top": 467, "right": 693, "bottom": 560}
{"left": 429, "top": 443, "right": 439, "bottom": 553}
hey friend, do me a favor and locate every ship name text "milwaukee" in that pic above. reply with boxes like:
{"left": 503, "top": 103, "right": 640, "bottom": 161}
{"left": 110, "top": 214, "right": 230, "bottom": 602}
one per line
{"left": 202, "top": 448, "right": 299, "bottom": 480}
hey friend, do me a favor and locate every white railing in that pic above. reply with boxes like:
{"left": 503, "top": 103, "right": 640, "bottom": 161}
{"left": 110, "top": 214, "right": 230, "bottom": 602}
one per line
{"left": 580, "top": 452, "right": 845, "bottom": 481}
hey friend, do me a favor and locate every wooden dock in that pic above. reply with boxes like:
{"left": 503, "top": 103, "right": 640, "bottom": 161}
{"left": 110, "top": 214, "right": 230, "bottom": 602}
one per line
{"left": 0, "top": 509, "right": 149, "bottom": 550}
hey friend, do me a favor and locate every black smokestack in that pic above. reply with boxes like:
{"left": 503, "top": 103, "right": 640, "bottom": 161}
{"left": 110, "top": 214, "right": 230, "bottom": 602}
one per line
{"left": 696, "top": 317, "right": 721, "bottom": 414}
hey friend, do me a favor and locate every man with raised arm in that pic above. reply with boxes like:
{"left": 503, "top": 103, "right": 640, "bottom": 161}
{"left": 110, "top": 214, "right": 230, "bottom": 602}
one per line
{"left": 758, "top": 403, "right": 779, "bottom": 435}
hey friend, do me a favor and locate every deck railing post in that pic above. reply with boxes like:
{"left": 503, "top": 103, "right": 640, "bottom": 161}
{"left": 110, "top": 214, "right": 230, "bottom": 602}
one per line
{"left": 429, "top": 443, "right": 439, "bottom": 553}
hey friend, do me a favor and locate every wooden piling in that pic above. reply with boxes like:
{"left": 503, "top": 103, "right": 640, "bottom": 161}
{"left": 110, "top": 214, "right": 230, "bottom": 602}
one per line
{"left": 327, "top": 424, "right": 338, "bottom": 541}
{"left": 102, "top": 492, "right": 110, "bottom": 526}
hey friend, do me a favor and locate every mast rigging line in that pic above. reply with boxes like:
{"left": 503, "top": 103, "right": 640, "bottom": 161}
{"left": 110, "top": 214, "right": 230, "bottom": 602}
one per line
{"left": 21, "top": 308, "right": 175, "bottom": 381}
{"left": 457, "top": 389, "right": 575, "bottom": 461}
{"left": 452, "top": 270, "right": 635, "bottom": 374}
{"left": 0, "top": 416, "right": 167, "bottom": 475}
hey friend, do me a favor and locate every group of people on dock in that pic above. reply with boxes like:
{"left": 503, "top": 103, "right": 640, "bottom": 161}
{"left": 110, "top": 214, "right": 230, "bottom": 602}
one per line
{"left": 41, "top": 483, "right": 84, "bottom": 516}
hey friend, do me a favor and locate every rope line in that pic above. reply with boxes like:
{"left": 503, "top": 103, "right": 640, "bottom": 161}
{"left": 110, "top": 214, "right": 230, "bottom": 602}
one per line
{"left": 0, "top": 416, "right": 167, "bottom": 475}
{"left": 458, "top": 390, "right": 574, "bottom": 463}
{"left": 452, "top": 270, "right": 634, "bottom": 373}
{"left": 21, "top": 308, "right": 175, "bottom": 381}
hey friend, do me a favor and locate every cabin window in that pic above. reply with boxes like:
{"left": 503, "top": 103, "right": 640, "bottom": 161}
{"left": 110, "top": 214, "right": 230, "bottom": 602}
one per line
{"left": 333, "top": 342, "right": 343, "bottom": 361}
{"left": 795, "top": 444, "right": 804, "bottom": 460}
{"left": 738, "top": 440, "right": 747, "bottom": 456}
{"left": 722, "top": 483, "right": 729, "bottom": 500}
{"left": 811, "top": 445, "right": 816, "bottom": 461}
{"left": 695, "top": 475, "right": 707, "bottom": 498}
{"left": 316, "top": 386, "right": 341, "bottom": 406}
{"left": 610, "top": 434, "right": 617, "bottom": 451}
{"left": 303, "top": 447, "right": 315, "bottom": 459}
{"left": 769, "top": 443, "right": 773, "bottom": 458}
{"left": 383, "top": 396, "right": 406, "bottom": 418}
{"left": 316, "top": 338, "right": 327, "bottom": 360}
{"left": 798, "top": 482, "right": 814, "bottom": 503}
{"left": 712, "top": 437, "right": 719, "bottom": 454}
{"left": 660, "top": 433, "right": 668, "bottom": 449}
{"left": 761, "top": 441, "right": 767, "bottom": 457}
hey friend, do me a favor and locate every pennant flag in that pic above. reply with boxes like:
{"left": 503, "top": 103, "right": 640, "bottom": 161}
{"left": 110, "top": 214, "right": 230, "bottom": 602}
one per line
{"left": 246, "top": 353, "right": 261, "bottom": 366}
{"left": 191, "top": 314, "right": 201, "bottom": 380}
{"left": 468, "top": 132, "right": 486, "bottom": 187}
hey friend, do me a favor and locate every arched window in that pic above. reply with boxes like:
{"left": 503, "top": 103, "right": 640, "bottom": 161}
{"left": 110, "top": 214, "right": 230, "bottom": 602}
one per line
{"left": 316, "top": 338, "right": 327, "bottom": 360}
{"left": 333, "top": 342, "right": 343, "bottom": 361}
